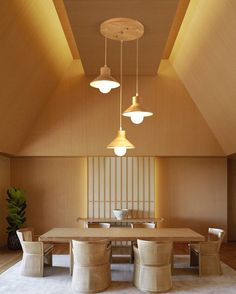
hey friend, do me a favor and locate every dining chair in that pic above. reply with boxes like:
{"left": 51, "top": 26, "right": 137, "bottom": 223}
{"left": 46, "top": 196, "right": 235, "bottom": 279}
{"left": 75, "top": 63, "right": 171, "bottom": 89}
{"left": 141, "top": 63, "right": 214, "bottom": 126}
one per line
{"left": 86, "top": 222, "right": 111, "bottom": 228}
{"left": 189, "top": 227, "right": 225, "bottom": 276}
{"left": 131, "top": 222, "right": 156, "bottom": 228}
{"left": 130, "top": 222, "right": 156, "bottom": 263}
{"left": 70, "top": 223, "right": 111, "bottom": 274}
{"left": 133, "top": 239, "right": 173, "bottom": 292}
{"left": 71, "top": 239, "right": 111, "bottom": 292}
{"left": 17, "top": 228, "right": 53, "bottom": 277}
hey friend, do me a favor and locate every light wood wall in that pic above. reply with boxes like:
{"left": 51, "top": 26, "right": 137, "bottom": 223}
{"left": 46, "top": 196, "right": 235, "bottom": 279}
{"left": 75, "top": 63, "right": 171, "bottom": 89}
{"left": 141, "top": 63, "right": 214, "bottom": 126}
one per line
{"left": 156, "top": 157, "right": 227, "bottom": 236}
{"left": 18, "top": 60, "right": 223, "bottom": 156}
{"left": 10, "top": 157, "right": 87, "bottom": 236}
{"left": 228, "top": 158, "right": 236, "bottom": 241}
{"left": 7, "top": 156, "right": 228, "bottom": 245}
{"left": 170, "top": 0, "right": 236, "bottom": 155}
{"left": 0, "top": 156, "right": 10, "bottom": 246}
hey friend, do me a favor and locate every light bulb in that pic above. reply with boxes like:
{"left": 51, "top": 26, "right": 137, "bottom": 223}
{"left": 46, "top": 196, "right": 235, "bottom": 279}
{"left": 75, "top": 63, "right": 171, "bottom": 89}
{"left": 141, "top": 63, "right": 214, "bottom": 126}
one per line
{"left": 114, "top": 147, "right": 127, "bottom": 156}
{"left": 98, "top": 85, "right": 112, "bottom": 94}
{"left": 130, "top": 112, "right": 144, "bottom": 124}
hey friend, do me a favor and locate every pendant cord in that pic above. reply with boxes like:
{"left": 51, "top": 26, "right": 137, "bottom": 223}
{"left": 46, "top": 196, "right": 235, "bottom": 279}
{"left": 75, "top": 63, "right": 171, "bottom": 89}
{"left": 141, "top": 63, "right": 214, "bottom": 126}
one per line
{"left": 105, "top": 37, "right": 107, "bottom": 66}
{"left": 120, "top": 40, "right": 123, "bottom": 130}
{"left": 136, "top": 39, "right": 139, "bottom": 96}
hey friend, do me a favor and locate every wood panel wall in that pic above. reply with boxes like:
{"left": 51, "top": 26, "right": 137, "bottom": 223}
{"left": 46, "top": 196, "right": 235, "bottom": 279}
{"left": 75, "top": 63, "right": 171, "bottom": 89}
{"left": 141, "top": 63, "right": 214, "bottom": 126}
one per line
{"left": 10, "top": 157, "right": 87, "bottom": 236}
{"left": 18, "top": 60, "right": 223, "bottom": 156}
{"left": 228, "top": 158, "right": 236, "bottom": 241}
{"left": 156, "top": 157, "right": 227, "bottom": 236}
{"left": 0, "top": 156, "right": 10, "bottom": 246}
{"left": 7, "top": 156, "right": 228, "bottom": 246}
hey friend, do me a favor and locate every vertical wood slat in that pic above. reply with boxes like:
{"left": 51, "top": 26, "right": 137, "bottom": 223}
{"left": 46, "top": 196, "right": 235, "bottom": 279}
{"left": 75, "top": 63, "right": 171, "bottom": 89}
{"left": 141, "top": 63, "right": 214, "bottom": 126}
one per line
{"left": 88, "top": 156, "right": 155, "bottom": 222}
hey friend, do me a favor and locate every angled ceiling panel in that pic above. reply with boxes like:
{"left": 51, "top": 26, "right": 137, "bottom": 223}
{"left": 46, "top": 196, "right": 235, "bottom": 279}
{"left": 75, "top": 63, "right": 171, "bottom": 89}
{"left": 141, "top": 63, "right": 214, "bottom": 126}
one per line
{"left": 63, "top": 0, "right": 179, "bottom": 75}
{"left": 170, "top": 0, "right": 236, "bottom": 155}
{"left": 0, "top": 0, "right": 72, "bottom": 154}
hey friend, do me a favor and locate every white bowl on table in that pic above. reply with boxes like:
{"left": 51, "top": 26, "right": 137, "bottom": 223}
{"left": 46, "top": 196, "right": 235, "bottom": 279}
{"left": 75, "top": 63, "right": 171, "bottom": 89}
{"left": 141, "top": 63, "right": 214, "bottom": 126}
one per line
{"left": 113, "top": 209, "right": 129, "bottom": 220}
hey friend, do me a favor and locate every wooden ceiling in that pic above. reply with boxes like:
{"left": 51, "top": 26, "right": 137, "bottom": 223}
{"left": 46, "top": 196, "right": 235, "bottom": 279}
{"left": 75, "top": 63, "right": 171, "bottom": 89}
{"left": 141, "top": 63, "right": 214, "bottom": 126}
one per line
{"left": 2, "top": 0, "right": 236, "bottom": 156}
{"left": 54, "top": 0, "right": 189, "bottom": 75}
{"left": 0, "top": 0, "right": 72, "bottom": 155}
{"left": 170, "top": 0, "right": 236, "bottom": 155}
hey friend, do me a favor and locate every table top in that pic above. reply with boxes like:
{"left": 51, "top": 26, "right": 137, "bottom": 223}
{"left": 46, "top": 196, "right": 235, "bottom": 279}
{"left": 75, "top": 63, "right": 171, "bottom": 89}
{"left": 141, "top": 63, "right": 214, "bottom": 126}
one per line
{"left": 77, "top": 217, "right": 164, "bottom": 223}
{"left": 39, "top": 227, "right": 204, "bottom": 243}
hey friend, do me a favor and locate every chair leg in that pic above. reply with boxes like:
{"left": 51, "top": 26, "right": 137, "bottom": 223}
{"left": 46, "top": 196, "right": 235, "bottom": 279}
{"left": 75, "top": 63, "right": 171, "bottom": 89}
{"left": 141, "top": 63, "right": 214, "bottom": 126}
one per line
{"left": 130, "top": 241, "right": 134, "bottom": 263}
{"left": 190, "top": 249, "right": 199, "bottom": 267}
{"left": 70, "top": 241, "right": 73, "bottom": 276}
{"left": 44, "top": 251, "right": 52, "bottom": 266}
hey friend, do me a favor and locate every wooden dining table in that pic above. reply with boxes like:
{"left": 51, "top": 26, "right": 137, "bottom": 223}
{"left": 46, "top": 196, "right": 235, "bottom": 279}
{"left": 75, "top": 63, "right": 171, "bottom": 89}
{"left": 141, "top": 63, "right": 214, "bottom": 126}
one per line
{"left": 39, "top": 227, "right": 204, "bottom": 274}
{"left": 39, "top": 227, "right": 204, "bottom": 243}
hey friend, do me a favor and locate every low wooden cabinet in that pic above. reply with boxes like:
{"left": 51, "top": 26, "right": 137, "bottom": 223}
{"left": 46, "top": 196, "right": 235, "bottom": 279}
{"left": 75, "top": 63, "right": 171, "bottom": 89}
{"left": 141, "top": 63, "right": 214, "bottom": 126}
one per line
{"left": 77, "top": 217, "right": 164, "bottom": 228}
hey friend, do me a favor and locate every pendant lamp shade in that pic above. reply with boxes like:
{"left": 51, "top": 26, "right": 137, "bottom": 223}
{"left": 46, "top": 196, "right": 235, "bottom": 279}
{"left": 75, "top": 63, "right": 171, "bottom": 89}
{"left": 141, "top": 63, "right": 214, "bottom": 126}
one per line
{"left": 90, "top": 37, "right": 120, "bottom": 94}
{"left": 90, "top": 65, "right": 120, "bottom": 94}
{"left": 107, "top": 129, "right": 134, "bottom": 156}
{"left": 123, "top": 95, "right": 153, "bottom": 124}
{"left": 123, "top": 39, "right": 153, "bottom": 123}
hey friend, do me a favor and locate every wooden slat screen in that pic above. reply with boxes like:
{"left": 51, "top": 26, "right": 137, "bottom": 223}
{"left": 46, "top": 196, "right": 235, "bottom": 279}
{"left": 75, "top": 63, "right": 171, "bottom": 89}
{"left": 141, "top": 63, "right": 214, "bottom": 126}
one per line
{"left": 88, "top": 157, "right": 155, "bottom": 219}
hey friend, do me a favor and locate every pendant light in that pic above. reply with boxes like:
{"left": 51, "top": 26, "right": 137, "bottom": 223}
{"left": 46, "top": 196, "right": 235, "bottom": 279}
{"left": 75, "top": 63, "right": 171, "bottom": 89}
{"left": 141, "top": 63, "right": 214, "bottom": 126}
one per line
{"left": 123, "top": 39, "right": 153, "bottom": 124}
{"left": 90, "top": 37, "right": 120, "bottom": 94}
{"left": 107, "top": 40, "right": 134, "bottom": 156}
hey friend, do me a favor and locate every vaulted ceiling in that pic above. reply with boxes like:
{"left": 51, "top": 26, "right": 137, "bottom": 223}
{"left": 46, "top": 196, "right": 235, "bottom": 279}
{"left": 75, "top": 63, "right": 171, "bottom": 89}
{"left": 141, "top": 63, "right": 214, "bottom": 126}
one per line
{"left": 0, "top": 0, "right": 236, "bottom": 156}
{"left": 0, "top": 0, "right": 72, "bottom": 154}
{"left": 170, "top": 0, "right": 236, "bottom": 156}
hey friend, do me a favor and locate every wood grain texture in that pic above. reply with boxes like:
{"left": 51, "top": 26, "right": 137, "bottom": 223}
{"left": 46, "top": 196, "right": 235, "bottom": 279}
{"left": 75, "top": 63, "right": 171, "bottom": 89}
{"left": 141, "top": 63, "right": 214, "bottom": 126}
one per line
{"left": 0, "top": 156, "right": 10, "bottom": 246}
{"left": 170, "top": 0, "right": 236, "bottom": 155}
{"left": 0, "top": 0, "right": 72, "bottom": 154}
{"left": 18, "top": 60, "right": 223, "bottom": 156}
{"left": 155, "top": 157, "right": 227, "bottom": 237}
{"left": 10, "top": 157, "right": 87, "bottom": 236}
{"left": 39, "top": 227, "right": 204, "bottom": 243}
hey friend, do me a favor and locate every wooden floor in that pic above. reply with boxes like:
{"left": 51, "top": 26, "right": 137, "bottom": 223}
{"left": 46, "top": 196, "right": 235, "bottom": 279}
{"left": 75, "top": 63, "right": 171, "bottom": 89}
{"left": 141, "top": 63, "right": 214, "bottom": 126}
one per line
{"left": 1, "top": 242, "right": 236, "bottom": 273}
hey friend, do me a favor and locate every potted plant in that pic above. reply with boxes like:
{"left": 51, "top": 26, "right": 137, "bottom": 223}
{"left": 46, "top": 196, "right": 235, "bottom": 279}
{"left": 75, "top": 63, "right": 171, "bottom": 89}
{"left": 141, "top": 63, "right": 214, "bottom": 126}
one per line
{"left": 6, "top": 187, "right": 27, "bottom": 250}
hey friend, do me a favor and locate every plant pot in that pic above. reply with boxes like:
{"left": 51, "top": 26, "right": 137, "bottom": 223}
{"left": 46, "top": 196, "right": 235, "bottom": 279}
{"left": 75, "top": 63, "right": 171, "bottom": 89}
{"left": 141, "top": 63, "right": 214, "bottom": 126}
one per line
{"left": 7, "top": 231, "right": 21, "bottom": 250}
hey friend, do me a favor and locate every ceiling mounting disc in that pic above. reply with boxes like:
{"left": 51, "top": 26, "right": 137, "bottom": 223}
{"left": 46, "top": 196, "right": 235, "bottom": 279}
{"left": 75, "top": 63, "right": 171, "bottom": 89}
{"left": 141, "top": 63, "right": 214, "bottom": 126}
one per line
{"left": 100, "top": 18, "right": 144, "bottom": 41}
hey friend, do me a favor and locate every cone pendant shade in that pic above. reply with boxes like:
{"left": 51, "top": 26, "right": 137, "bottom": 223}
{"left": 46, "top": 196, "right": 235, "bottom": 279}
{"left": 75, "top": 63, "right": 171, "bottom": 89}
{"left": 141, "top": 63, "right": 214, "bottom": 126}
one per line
{"left": 90, "top": 66, "right": 120, "bottom": 94}
{"left": 123, "top": 38, "right": 153, "bottom": 124}
{"left": 90, "top": 37, "right": 120, "bottom": 94}
{"left": 107, "top": 129, "right": 134, "bottom": 156}
{"left": 123, "top": 95, "right": 153, "bottom": 124}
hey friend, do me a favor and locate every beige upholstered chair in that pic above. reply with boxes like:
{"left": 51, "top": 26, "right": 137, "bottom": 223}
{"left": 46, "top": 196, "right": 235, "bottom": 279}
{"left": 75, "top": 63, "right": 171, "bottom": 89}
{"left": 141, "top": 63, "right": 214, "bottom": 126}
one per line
{"left": 86, "top": 222, "right": 111, "bottom": 228}
{"left": 17, "top": 228, "right": 53, "bottom": 277}
{"left": 131, "top": 222, "right": 156, "bottom": 228}
{"left": 71, "top": 239, "right": 111, "bottom": 292}
{"left": 133, "top": 239, "right": 173, "bottom": 292}
{"left": 70, "top": 223, "right": 111, "bottom": 274}
{"left": 190, "top": 228, "right": 225, "bottom": 276}
{"left": 130, "top": 223, "right": 156, "bottom": 263}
